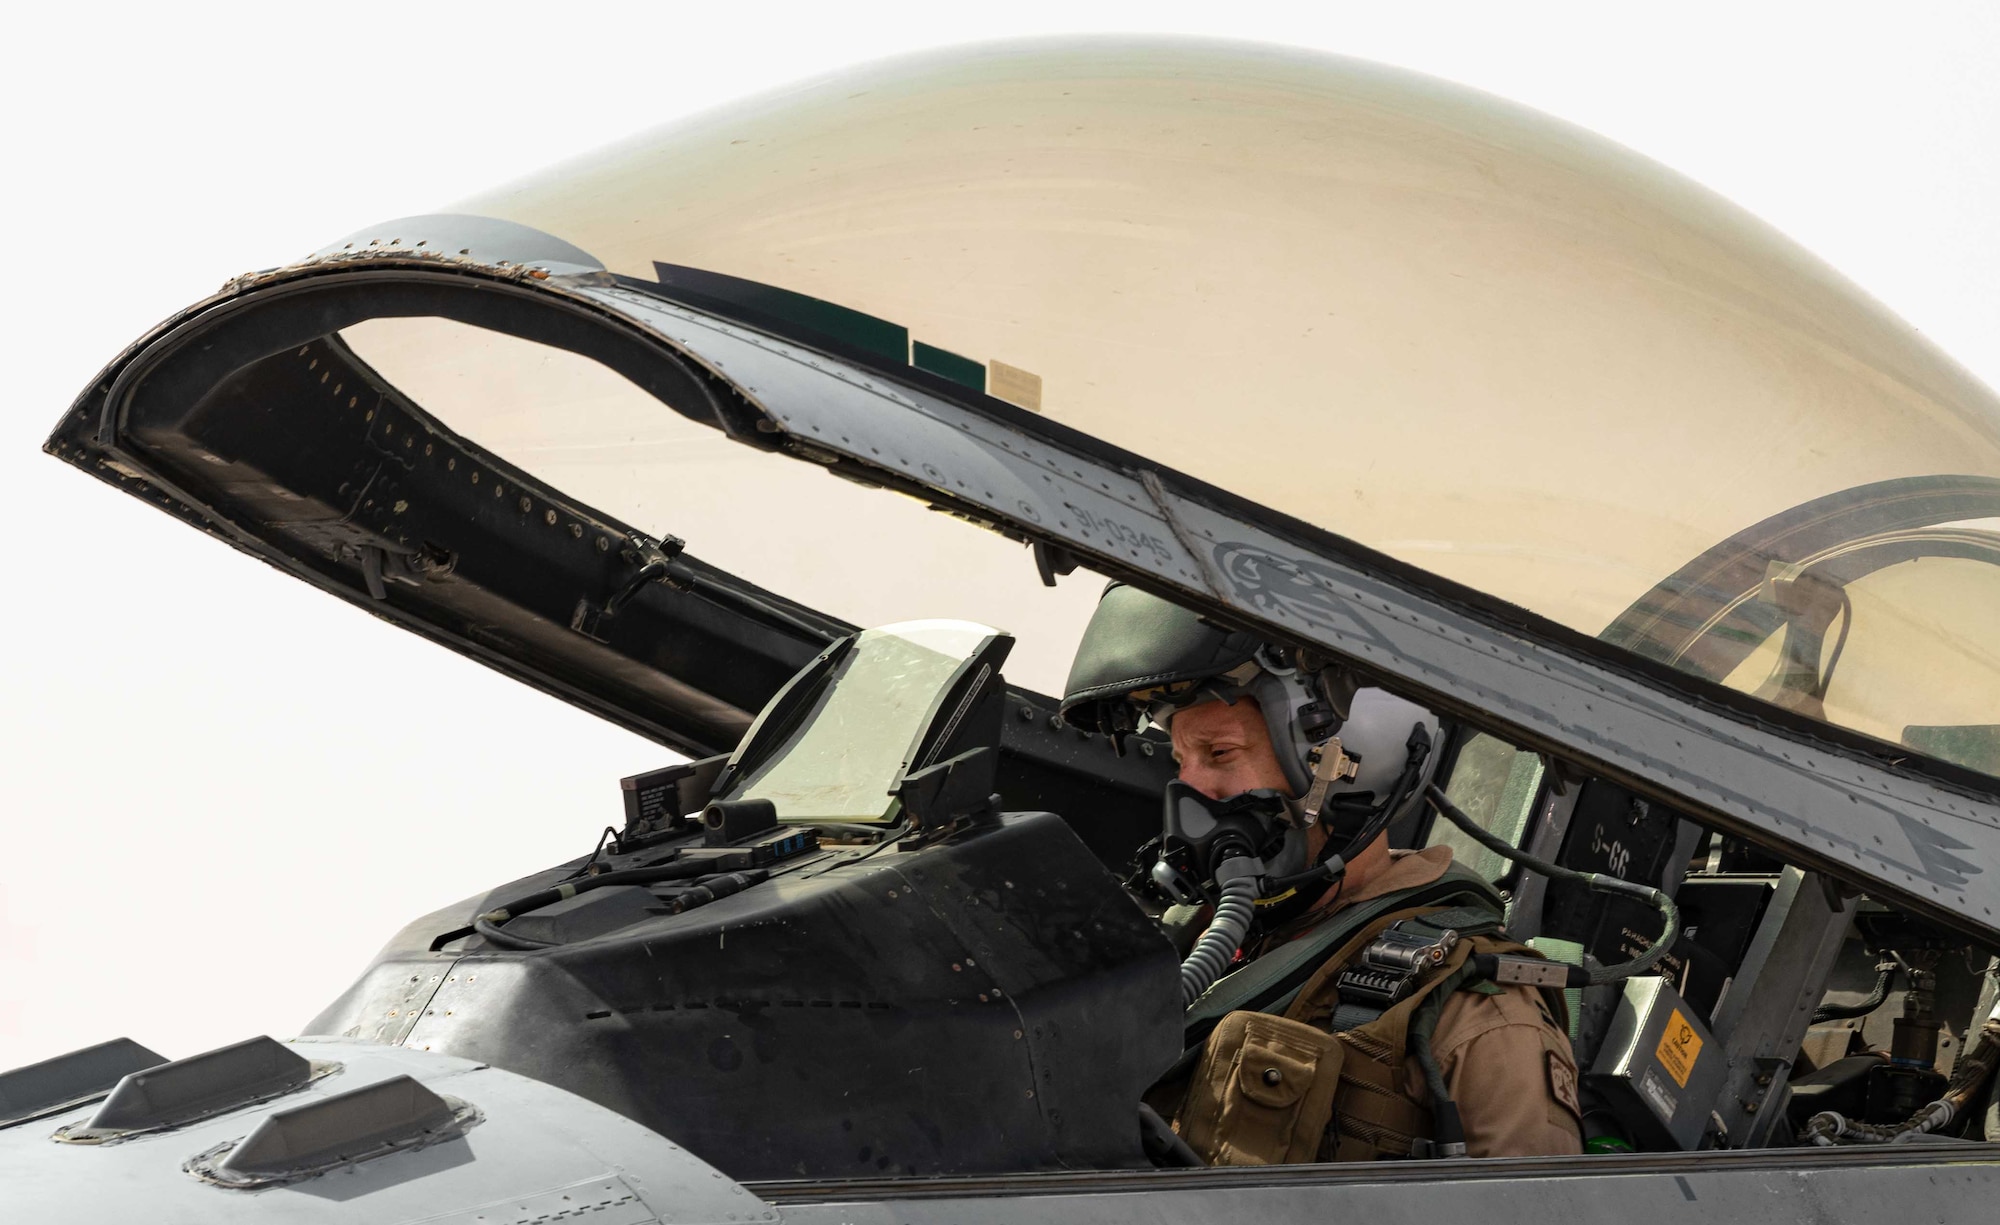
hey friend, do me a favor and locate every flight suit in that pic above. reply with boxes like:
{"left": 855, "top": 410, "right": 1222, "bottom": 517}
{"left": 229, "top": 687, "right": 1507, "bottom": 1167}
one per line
{"left": 1176, "top": 846, "right": 1584, "bottom": 1162}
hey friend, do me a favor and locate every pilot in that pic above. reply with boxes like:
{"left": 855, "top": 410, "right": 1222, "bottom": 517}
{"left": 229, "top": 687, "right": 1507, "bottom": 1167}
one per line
{"left": 1061, "top": 583, "right": 1583, "bottom": 1162}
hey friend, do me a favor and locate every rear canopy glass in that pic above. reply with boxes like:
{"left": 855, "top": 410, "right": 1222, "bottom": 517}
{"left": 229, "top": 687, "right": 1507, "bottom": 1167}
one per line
{"left": 412, "top": 39, "right": 1997, "bottom": 773}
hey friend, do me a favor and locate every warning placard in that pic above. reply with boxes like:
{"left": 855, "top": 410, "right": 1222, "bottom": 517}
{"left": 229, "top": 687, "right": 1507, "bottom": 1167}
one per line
{"left": 1655, "top": 1008, "right": 1703, "bottom": 1087}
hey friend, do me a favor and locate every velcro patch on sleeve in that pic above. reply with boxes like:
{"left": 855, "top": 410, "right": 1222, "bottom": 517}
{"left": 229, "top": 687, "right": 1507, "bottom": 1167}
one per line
{"left": 1546, "top": 1049, "right": 1581, "bottom": 1120}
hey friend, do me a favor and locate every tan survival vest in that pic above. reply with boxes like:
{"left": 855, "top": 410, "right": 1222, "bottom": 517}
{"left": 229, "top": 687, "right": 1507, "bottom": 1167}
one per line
{"left": 1173, "top": 901, "right": 1565, "bottom": 1164}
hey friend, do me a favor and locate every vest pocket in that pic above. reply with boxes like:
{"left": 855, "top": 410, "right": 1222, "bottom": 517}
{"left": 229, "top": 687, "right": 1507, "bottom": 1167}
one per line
{"left": 1325, "top": 1049, "right": 1432, "bottom": 1161}
{"left": 1178, "top": 1011, "right": 1346, "bottom": 1165}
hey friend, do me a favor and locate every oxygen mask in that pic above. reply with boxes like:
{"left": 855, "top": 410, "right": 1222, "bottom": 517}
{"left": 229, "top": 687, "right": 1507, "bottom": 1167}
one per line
{"left": 1156, "top": 782, "right": 1338, "bottom": 1007}
{"left": 1151, "top": 782, "right": 1332, "bottom": 906}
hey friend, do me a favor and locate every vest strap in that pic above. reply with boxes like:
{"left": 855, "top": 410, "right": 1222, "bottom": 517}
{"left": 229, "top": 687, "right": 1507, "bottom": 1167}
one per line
{"left": 1328, "top": 1003, "right": 1381, "bottom": 1033}
{"left": 1183, "top": 864, "right": 1505, "bottom": 1043}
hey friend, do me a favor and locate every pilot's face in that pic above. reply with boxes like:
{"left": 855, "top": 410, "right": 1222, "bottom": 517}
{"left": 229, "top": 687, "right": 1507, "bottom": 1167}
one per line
{"left": 1169, "top": 696, "right": 1293, "bottom": 802}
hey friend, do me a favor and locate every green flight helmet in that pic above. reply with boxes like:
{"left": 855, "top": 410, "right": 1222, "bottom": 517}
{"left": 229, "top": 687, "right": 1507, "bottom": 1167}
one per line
{"left": 1060, "top": 583, "right": 1331, "bottom": 797}
{"left": 1061, "top": 584, "right": 1444, "bottom": 837}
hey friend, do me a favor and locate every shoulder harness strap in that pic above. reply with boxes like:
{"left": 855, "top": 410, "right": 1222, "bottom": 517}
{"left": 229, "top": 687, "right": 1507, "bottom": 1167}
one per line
{"left": 1183, "top": 864, "right": 1503, "bottom": 1044}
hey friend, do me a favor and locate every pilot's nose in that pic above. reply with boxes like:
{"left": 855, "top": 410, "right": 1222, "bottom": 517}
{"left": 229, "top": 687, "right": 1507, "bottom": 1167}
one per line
{"left": 1177, "top": 760, "right": 1228, "bottom": 802}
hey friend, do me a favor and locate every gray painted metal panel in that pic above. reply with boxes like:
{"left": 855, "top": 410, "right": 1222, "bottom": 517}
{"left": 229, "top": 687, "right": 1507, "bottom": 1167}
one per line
{"left": 0, "top": 1039, "right": 767, "bottom": 1224}
{"left": 767, "top": 1152, "right": 2000, "bottom": 1225}
{"left": 1504, "top": 784, "right": 1585, "bottom": 941}
{"left": 1708, "top": 870, "right": 1859, "bottom": 1146}
{"left": 566, "top": 281, "right": 2000, "bottom": 943}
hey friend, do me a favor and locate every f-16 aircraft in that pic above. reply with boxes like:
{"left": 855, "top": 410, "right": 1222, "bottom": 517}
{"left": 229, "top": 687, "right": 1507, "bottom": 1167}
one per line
{"left": 7, "top": 36, "right": 1999, "bottom": 1223}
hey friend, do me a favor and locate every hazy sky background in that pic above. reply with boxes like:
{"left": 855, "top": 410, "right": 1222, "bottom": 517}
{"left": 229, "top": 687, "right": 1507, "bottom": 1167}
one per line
{"left": 2, "top": 2, "right": 1995, "bottom": 1069}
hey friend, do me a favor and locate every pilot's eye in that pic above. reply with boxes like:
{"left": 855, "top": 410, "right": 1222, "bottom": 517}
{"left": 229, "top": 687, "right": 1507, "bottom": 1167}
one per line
{"left": 1209, "top": 746, "right": 1240, "bottom": 763}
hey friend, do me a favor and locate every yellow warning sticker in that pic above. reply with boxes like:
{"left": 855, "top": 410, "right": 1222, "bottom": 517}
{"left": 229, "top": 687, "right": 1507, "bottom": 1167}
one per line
{"left": 1656, "top": 1008, "right": 1703, "bottom": 1087}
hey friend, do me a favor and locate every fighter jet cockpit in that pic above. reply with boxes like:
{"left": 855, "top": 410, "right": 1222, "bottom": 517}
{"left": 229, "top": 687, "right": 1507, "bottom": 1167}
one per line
{"left": 15, "top": 37, "right": 2000, "bottom": 1219}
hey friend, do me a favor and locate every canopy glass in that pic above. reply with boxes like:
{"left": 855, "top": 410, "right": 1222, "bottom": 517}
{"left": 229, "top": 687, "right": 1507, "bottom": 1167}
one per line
{"left": 352, "top": 39, "right": 1996, "bottom": 774}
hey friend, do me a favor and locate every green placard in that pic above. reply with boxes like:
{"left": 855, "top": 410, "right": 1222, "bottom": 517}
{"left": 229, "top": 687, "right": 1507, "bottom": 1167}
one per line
{"left": 911, "top": 341, "right": 987, "bottom": 394}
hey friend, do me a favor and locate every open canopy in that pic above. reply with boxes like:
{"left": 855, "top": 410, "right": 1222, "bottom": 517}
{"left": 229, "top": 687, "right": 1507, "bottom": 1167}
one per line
{"left": 432, "top": 37, "right": 1999, "bottom": 772}
{"left": 45, "top": 38, "right": 2000, "bottom": 936}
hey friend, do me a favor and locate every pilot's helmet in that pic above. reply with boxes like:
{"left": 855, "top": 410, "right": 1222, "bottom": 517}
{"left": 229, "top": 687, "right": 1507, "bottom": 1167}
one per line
{"left": 1060, "top": 583, "right": 1439, "bottom": 824}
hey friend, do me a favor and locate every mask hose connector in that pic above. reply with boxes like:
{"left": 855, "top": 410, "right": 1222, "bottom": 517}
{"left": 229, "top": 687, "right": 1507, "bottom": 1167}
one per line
{"left": 1181, "top": 864, "right": 1260, "bottom": 1008}
{"left": 1265, "top": 856, "right": 1345, "bottom": 898}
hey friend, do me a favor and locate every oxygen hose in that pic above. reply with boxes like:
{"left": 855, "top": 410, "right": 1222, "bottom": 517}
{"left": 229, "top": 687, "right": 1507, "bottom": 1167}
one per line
{"left": 1181, "top": 871, "right": 1260, "bottom": 1007}
{"left": 1423, "top": 785, "right": 1679, "bottom": 984}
